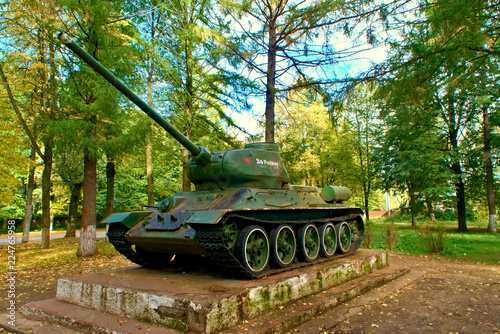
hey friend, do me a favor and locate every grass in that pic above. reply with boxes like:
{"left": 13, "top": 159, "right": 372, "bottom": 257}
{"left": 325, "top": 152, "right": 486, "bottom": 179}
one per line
{"left": 0, "top": 236, "right": 118, "bottom": 272}
{"left": 363, "top": 219, "right": 500, "bottom": 264}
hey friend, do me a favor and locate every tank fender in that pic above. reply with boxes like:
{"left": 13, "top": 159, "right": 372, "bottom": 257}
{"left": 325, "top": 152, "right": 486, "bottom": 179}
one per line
{"left": 102, "top": 211, "right": 152, "bottom": 229}
{"left": 185, "top": 210, "right": 225, "bottom": 225}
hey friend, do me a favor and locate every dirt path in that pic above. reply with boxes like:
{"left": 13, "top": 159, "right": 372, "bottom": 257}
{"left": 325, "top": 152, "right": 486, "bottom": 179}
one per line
{"left": 316, "top": 254, "right": 500, "bottom": 334}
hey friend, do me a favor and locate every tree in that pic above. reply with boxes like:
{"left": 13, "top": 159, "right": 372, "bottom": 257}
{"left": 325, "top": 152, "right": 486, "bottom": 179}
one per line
{"left": 0, "top": 0, "right": 63, "bottom": 246}
{"left": 376, "top": 0, "right": 500, "bottom": 231}
{"left": 341, "top": 84, "right": 381, "bottom": 220}
{"left": 376, "top": 96, "right": 452, "bottom": 225}
{"left": 59, "top": 0, "right": 136, "bottom": 256}
{"left": 149, "top": 0, "right": 247, "bottom": 190}
{"left": 130, "top": 0, "right": 162, "bottom": 205}
{"left": 222, "top": 0, "right": 399, "bottom": 142}
{"left": 275, "top": 91, "right": 338, "bottom": 187}
{"left": 0, "top": 67, "right": 28, "bottom": 229}
{"left": 476, "top": 65, "right": 499, "bottom": 233}
{"left": 53, "top": 132, "right": 84, "bottom": 238}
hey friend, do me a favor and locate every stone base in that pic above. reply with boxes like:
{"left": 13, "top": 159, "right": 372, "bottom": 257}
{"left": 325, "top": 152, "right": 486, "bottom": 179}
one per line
{"left": 16, "top": 250, "right": 398, "bottom": 334}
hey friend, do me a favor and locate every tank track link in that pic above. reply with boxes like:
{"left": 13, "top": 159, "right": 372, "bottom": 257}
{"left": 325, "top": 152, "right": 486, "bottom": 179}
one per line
{"left": 196, "top": 215, "right": 254, "bottom": 279}
{"left": 107, "top": 223, "right": 163, "bottom": 268}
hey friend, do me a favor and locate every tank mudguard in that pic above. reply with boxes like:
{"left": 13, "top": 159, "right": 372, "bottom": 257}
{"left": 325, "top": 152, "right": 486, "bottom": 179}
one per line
{"left": 102, "top": 211, "right": 152, "bottom": 229}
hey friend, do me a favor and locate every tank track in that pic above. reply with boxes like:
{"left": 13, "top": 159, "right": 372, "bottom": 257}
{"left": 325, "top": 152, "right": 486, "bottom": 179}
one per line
{"left": 195, "top": 213, "right": 364, "bottom": 279}
{"left": 196, "top": 215, "right": 254, "bottom": 279}
{"left": 107, "top": 223, "right": 168, "bottom": 268}
{"left": 107, "top": 213, "right": 364, "bottom": 278}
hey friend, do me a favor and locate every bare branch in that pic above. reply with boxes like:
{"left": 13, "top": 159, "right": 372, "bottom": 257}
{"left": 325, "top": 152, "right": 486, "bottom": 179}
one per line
{"left": 0, "top": 63, "right": 45, "bottom": 161}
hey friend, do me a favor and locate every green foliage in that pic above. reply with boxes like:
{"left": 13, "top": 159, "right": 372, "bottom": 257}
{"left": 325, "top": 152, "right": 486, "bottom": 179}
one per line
{"left": 364, "top": 220, "right": 500, "bottom": 264}
{"left": 375, "top": 0, "right": 500, "bottom": 228}
{"left": 0, "top": 112, "right": 27, "bottom": 210}
{"left": 385, "top": 223, "right": 398, "bottom": 251}
{"left": 275, "top": 92, "right": 337, "bottom": 187}
{"left": 362, "top": 220, "right": 374, "bottom": 249}
{"left": 424, "top": 223, "right": 446, "bottom": 254}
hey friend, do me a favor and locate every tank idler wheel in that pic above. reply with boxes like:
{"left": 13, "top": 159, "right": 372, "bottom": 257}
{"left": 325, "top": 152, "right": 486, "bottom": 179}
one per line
{"left": 270, "top": 224, "right": 296, "bottom": 268}
{"left": 237, "top": 225, "right": 270, "bottom": 275}
{"left": 336, "top": 222, "right": 352, "bottom": 254}
{"left": 319, "top": 223, "right": 337, "bottom": 258}
{"left": 298, "top": 224, "right": 320, "bottom": 262}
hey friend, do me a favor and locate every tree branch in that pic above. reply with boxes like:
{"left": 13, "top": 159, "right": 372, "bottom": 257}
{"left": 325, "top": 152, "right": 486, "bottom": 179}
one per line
{"left": 0, "top": 63, "right": 45, "bottom": 161}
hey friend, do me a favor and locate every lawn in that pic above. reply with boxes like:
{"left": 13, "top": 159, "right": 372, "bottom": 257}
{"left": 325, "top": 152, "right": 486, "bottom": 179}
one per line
{"left": 363, "top": 219, "right": 500, "bottom": 264}
{"left": 0, "top": 236, "right": 117, "bottom": 272}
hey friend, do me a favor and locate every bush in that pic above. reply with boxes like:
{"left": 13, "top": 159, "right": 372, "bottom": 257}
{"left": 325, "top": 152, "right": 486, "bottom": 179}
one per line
{"left": 362, "top": 221, "right": 373, "bottom": 249}
{"left": 424, "top": 223, "right": 446, "bottom": 254}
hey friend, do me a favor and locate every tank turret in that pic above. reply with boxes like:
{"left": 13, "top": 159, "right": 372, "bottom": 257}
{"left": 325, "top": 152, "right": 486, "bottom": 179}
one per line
{"left": 59, "top": 33, "right": 364, "bottom": 278}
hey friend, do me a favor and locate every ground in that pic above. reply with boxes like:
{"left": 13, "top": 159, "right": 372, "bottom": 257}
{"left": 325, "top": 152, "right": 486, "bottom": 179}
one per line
{"left": 0, "top": 235, "right": 499, "bottom": 333}
{"left": 321, "top": 254, "right": 500, "bottom": 334}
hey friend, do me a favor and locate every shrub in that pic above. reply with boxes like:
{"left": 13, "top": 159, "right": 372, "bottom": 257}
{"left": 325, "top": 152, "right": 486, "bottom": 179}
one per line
{"left": 424, "top": 223, "right": 446, "bottom": 254}
{"left": 362, "top": 221, "right": 373, "bottom": 249}
{"left": 385, "top": 223, "right": 398, "bottom": 251}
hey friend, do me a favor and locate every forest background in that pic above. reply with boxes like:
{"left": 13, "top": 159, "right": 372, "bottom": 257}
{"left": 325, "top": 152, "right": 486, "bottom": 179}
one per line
{"left": 0, "top": 0, "right": 498, "bottom": 255}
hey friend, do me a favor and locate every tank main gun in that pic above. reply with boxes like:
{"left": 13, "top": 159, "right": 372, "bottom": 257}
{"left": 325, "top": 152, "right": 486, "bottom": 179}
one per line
{"left": 57, "top": 32, "right": 211, "bottom": 166}
{"left": 59, "top": 32, "right": 291, "bottom": 191}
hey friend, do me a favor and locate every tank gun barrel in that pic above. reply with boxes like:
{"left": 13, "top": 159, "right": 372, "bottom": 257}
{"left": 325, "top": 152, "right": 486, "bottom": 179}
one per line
{"left": 58, "top": 32, "right": 211, "bottom": 166}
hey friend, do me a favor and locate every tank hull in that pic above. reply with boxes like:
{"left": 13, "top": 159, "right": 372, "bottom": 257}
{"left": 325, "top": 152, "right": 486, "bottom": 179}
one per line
{"left": 105, "top": 186, "right": 364, "bottom": 278}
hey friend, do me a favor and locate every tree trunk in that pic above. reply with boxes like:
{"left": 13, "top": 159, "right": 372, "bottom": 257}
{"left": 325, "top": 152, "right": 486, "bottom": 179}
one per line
{"left": 454, "top": 170, "right": 467, "bottom": 232}
{"left": 450, "top": 135, "right": 467, "bottom": 231}
{"left": 77, "top": 149, "right": 97, "bottom": 257}
{"left": 265, "top": 16, "right": 277, "bottom": 143}
{"left": 426, "top": 199, "right": 436, "bottom": 222}
{"left": 147, "top": 53, "right": 155, "bottom": 205}
{"left": 408, "top": 182, "right": 417, "bottom": 226}
{"left": 183, "top": 149, "right": 191, "bottom": 191}
{"left": 41, "top": 31, "right": 58, "bottom": 248}
{"left": 41, "top": 140, "right": 53, "bottom": 249}
{"left": 363, "top": 185, "right": 370, "bottom": 221}
{"left": 65, "top": 182, "right": 82, "bottom": 238}
{"left": 482, "top": 107, "right": 497, "bottom": 233}
{"left": 106, "top": 154, "right": 115, "bottom": 217}
{"left": 447, "top": 93, "right": 467, "bottom": 232}
{"left": 146, "top": 130, "right": 155, "bottom": 204}
{"left": 22, "top": 147, "right": 37, "bottom": 243}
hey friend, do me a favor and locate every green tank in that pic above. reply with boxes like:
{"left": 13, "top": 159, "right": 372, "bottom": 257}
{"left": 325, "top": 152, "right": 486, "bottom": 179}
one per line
{"left": 59, "top": 33, "right": 364, "bottom": 278}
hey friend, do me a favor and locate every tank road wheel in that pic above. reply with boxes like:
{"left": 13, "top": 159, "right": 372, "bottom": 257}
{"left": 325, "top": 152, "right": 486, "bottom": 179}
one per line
{"left": 319, "top": 223, "right": 337, "bottom": 258}
{"left": 237, "top": 225, "right": 270, "bottom": 275}
{"left": 298, "top": 224, "right": 320, "bottom": 262}
{"left": 270, "top": 224, "right": 296, "bottom": 268}
{"left": 336, "top": 222, "right": 352, "bottom": 254}
{"left": 222, "top": 220, "right": 238, "bottom": 251}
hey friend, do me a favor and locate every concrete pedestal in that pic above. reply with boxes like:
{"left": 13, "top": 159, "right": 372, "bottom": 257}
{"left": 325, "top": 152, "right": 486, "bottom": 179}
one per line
{"left": 15, "top": 250, "right": 403, "bottom": 334}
